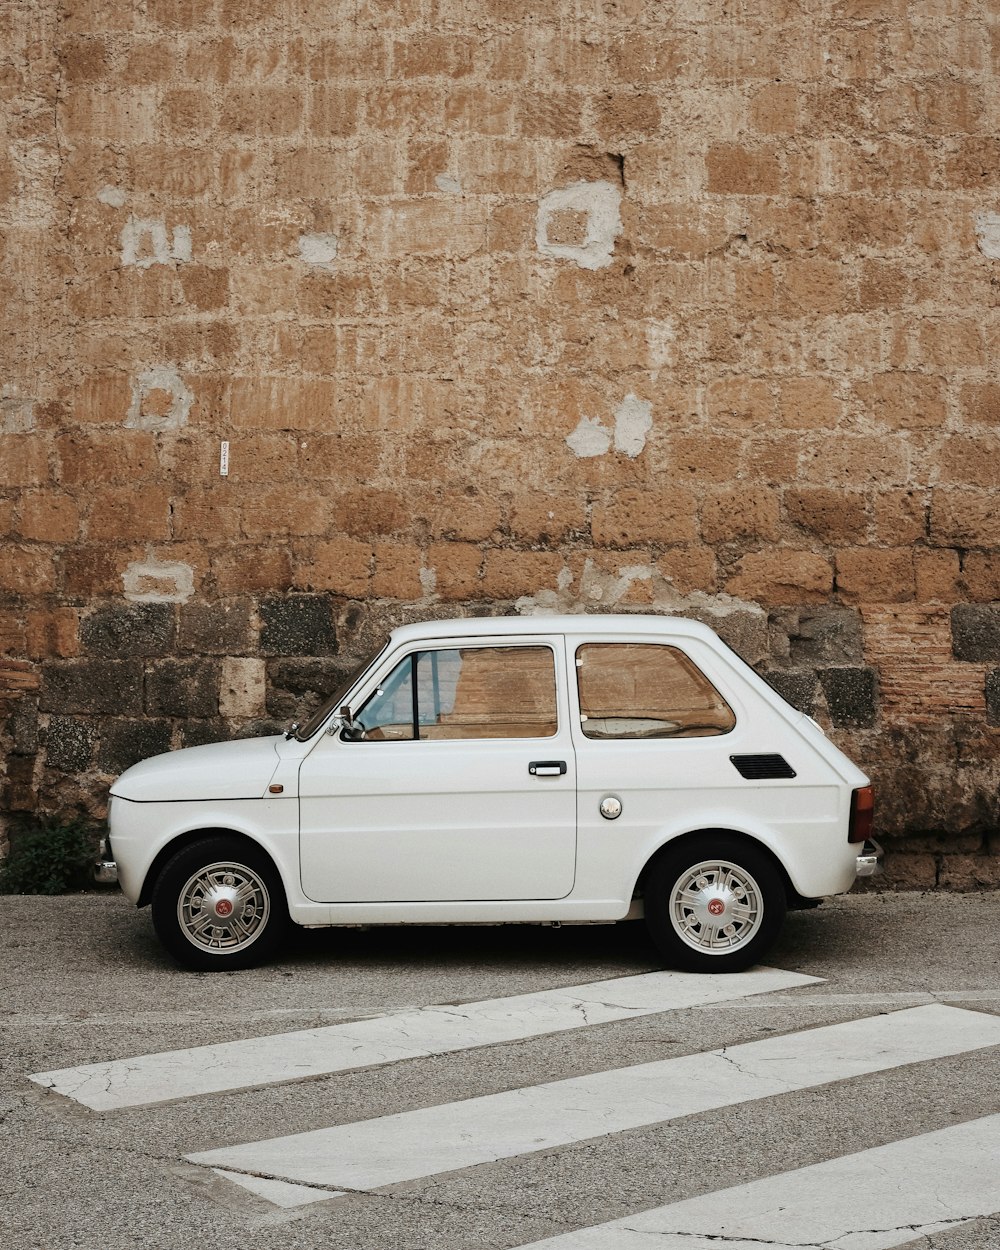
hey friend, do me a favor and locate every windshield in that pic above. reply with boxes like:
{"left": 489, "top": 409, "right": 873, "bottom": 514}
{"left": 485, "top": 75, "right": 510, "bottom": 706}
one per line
{"left": 292, "top": 643, "right": 387, "bottom": 741}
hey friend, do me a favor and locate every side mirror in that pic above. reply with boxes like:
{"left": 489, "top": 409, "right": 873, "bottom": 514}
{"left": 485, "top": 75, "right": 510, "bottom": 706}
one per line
{"left": 338, "top": 704, "right": 365, "bottom": 740}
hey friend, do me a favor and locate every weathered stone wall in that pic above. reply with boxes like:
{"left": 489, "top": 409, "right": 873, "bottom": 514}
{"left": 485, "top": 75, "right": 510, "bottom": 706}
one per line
{"left": 2, "top": 0, "right": 1000, "bottom": 884}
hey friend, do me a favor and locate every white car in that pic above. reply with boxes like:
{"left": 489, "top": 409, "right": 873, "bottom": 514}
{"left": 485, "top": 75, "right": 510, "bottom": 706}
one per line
{"left": 107, "top": 615, "right": 879, "bottom": 972}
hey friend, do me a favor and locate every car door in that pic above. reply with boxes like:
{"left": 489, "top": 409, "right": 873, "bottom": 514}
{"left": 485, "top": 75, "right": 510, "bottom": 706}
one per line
{"left": 298, "top": 637, "right": 578, "bottom": 902}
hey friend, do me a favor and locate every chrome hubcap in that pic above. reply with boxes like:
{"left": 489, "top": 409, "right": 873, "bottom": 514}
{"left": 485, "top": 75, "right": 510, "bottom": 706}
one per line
{"left": 668, "top": 859, "right": 764, "bottom": 954}
{"left": 177, "top": 861, "right": 270, "bottom": 953}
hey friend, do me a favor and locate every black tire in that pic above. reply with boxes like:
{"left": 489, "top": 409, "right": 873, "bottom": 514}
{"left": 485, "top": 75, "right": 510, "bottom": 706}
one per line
{"left": 644, "top": 835, "right": 786, "bottom": 973}
{"left": 150, "top": 835, "right": 288, "bottom": 971}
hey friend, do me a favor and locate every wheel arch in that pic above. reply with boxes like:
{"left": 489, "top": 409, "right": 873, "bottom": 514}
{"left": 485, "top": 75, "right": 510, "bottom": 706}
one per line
{"left": 634, "top": 827, "right": 799, "bottom": 905}
{"left": 137, "top": 827, "right": 275, "bottom": 907}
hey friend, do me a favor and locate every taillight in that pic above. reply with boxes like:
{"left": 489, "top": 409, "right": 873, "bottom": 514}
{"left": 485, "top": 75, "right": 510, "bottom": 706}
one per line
{"left": 849, "top": 785, "right": 875, "bottom": 844}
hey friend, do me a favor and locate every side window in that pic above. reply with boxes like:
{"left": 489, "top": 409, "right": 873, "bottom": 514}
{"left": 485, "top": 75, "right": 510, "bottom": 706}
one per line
{"left": 355, "top": 656, "right": 416, "bottom": 740}
{"left": 576, "top": 643, "right": 736, "bottom": 739}
{"left": 355, "top": 646, "right": 557, "bottom": 741}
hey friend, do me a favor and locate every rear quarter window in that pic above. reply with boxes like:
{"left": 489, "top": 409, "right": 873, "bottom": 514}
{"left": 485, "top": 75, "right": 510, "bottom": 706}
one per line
{"left": 576, "top": 643, "right": 736, "bottom": 739}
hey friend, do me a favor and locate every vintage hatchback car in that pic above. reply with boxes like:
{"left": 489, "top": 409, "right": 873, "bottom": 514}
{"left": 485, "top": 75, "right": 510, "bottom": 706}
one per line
{"left": 107, "top": 615, "right": 879, "bottom": 972}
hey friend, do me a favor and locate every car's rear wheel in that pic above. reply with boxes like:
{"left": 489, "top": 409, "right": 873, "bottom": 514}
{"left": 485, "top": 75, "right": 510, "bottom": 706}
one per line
{"left": 151, "top": 836, "right": 288, "bottom": 971}
{"left": 644, "top": 836, "right": 786, "bottom": 972}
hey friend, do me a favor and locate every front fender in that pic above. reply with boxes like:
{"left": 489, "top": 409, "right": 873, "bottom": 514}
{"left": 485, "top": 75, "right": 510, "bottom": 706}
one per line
{"left": 109, "top": 796, "right": 302, "bottom": 908}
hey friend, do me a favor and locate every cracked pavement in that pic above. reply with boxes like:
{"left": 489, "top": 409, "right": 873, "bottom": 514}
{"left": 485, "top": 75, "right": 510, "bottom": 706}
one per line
{"left": 2, "top": 891, "right": 1000, "bottom": 1250}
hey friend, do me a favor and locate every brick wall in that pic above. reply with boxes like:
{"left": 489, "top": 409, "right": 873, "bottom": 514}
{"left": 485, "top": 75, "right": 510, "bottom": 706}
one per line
{"left": 2, "top": 0, "right": 1000, "bottom": 884}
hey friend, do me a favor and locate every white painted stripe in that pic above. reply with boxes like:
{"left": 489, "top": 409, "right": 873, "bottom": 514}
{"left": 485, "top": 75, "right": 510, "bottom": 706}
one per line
{"left": 210, "top": 1170, "right": 344, "bottom": 1210}
{"left": 186, "top": 1004, "right": 1000, "bottom": 1192}
{"left": 28, "top": 966, "right": 817, "bottom": 1111}
{"left": 515, "top": 1113, "right": 1000, "bottom": 1250}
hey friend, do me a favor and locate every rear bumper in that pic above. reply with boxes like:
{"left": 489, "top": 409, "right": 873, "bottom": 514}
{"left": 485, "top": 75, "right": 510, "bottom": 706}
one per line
{"left": 855, "top": 838, "right": 884, "bottom": 878}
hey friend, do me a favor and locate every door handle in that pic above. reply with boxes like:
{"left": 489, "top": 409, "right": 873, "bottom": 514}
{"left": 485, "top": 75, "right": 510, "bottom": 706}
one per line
{"left": 529, "top": 761, "right": 567, "bottom": 776}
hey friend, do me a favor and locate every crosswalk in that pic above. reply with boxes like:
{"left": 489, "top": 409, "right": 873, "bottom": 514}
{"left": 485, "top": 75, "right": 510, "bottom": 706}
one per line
{"left": 29, "top": 966, "right": 1000, "bottom": 1246}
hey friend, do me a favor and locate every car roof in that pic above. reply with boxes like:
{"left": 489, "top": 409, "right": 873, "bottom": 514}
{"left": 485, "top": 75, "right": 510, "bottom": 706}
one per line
{"left": 387, "top": 614, "right": 723, "bottom": 647}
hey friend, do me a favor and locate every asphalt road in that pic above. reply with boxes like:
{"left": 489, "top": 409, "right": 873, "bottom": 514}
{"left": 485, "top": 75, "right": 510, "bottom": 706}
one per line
{"left": 2, "top": 890, "right": 1000, "bottom": 1250}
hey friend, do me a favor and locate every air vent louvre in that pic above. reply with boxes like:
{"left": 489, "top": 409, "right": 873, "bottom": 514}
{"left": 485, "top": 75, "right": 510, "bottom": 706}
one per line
{"left": 730, "top": 753, "right": 797, "bottom": 780}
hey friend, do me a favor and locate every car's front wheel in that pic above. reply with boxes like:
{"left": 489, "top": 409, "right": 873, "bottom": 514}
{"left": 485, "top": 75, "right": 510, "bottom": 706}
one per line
{"left": 644, "top": 836, "right": 786, "bottom": 973}
{"left": 151, "top": 836, "right": 288, "bottom": 971}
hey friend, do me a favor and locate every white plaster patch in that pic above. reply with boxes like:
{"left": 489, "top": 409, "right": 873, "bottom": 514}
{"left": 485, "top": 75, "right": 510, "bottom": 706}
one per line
{"left": 97, "top": 185, "right": 127, "bottom": 208}
{"left": 125, "top": 366, "right": 194, "bottom": 431}
{"left": 566, "top": 395, "right": 653, "bottom": 459}
{"left": 536, "top": 180, "right": 623, "bottom": 271}
{"left": 516, "top": 558, "right": 767, "bottom": 624}
{"left": 419, "top": 566, "right": 438, "bottom": 597}
{"left": 123, "top": 559, "right": 195, "bottom": 604}
{"left": 613, "top": 393, "right": 653, "bottom": 458}
{"left": 435, "top": 174, "right": 462, "bottom": 194}
{"left": 566, "top": 415, "right": 612, "bottom": 458}
{"left": 121, "top": 216, "right": 192, "bottom": 268}
{"left": 298, "top": 232, "right": 339, "bottom": 271}
{"left": 974, "top": 211, "right": 1000, "bottom": 259}
{"left": 1, "top": 386, "right": 36, "bottom": 433}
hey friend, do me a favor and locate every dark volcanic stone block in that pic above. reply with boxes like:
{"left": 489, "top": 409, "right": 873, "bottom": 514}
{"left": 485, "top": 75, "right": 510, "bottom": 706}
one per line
{"left": 818, "top": 666, "right": 878, "bottom": 728}
{"left": 41, "top": 660, "right": 144, "bottom": 715}
{"left": 986, "top": 669, "right": 1000, "bottom": 727}
{"left": 178, "top": 599, "right": 253, "bottom": 655}
{"left": 145, "top": 659, "right": 221, "bottom": 718}
{"left": 44, "top": 716, "right": 98, "bottom": 773}
{"left": 952, "top": 605, "right": 1000, "bottom": 662}
{"left": 259, "top": 594, "right": 337, "bottom": 657}
{"left": 763, "top": 670, "right": 818, "bottom": 715}
{"left": 98, "top": 719, "right": 173, "bottom": 774}
{"left": 81, "top": 603, "right": 175, "bottom": 658}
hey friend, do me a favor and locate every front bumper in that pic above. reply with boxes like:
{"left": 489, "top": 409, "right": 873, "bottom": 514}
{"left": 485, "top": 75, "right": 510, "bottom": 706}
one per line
{"left": 855, "top": 838, "right": 884, "bottom": 878}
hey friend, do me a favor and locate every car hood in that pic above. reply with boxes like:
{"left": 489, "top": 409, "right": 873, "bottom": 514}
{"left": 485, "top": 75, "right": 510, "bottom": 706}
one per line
{"left": 110, "top": 736, "right": 284, "bottom": 802}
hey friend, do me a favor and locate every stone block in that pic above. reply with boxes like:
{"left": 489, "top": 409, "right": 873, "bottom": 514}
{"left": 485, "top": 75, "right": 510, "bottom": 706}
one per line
{"left": 41, "top": 660, "right": 143, "bottom": 716}
{"left": 145, "top": 659, "right": 221, "bottom": 718}
{"left": 97, "top": 718, "right": 172, "bottom": 774}
{"left": 835, "top": 548, "right": 915, "bottom": 603}
{"left": 785, "top": 489, "right": 867, "bottom": 543}
{"left": 259, "top": 594, "right": 337, "bottom": 657}
{"left": 952, "top": 605, "right": 1000, "bottom": 662}
{"left": 180, "top": 719, "right": 230, "bottom": 749}
{"left": 80, "top": 603, "right": 175, "bottom": 658}
{"left": 705, "top": 144, "right": 782, "bottom": 195}
{"left": 700, "top": 489, "right": 780, "bottom": 544}
{"left": 725, "top": 551, "right": 833, "bottom": 605}
{"left": 44, "top": 717, "right": 98, "bottom": 773}
{"left": 372, "top": 542, "right": 425, "bottom": 601}
{"left": 178, "top": 599, "right": 253, "bottom": 655}
{"left": 0, "top": 546, "right": 56, "bottom": 594}
{"left": 986, "top": 669, "right": 1000, "bottom": 728}
{"left": 818, "top": 666, "right": 878, "bottom": 728}
{"left": 938, "top": 854, "right": 1000, "bottom": 891}
{"left": 778, "top": 378, "right": 842, "bottom": 429}
{"left": 219, "top": 657, "right": 266, "bottom": 718}
{"left": 19, "top": 493, "right": 81, "bottom": 543}
{"left": 266, "top": 656, "right": 350, "bottom": 720}
{"left": 788, "top": 608, "right": 864, "bottom": 666}
{"left": 297, "top": 539, "right": 373, "bottom": 597}
{"left": 427, "top": 543, "right": 483, "bottom": 601}
{"left": 763, "top": 669, "right": 818, "bottom": 715}
{"left": 480, "top": 550, "right": 566, "bottom": 601}
{"left": 211, "top": 546, "right": 293, "bottom": 595}
{"left": 8, "top": 694, "right": 39, "bottom": 756}
{"left": 591, "top": 487, "right": 699, "bottom": 547}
